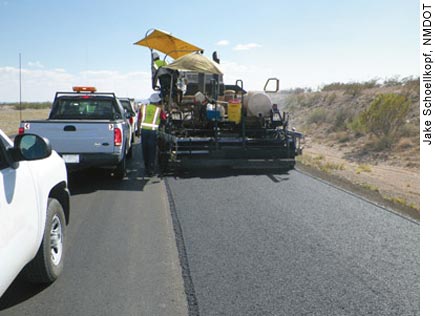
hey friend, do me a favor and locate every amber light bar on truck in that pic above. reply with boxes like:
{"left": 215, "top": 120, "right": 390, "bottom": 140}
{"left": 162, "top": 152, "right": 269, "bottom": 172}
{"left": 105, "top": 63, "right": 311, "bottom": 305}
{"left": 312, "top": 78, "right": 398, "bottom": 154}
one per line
{"left": 72, "top": 86, "right": 97, "bottom": 93}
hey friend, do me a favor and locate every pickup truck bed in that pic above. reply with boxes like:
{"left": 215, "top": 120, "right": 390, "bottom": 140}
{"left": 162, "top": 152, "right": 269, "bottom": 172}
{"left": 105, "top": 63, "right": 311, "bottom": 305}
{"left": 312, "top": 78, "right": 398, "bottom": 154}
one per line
{"left": 21, "top": 119, "right": 126, "bottom": 168}
{"left": 20, "top": 89, "right": 132, "bottom": 179}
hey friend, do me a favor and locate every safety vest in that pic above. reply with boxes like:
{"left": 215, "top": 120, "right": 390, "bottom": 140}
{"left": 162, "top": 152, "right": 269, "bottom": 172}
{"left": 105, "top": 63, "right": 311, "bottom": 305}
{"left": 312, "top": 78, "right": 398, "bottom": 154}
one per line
{"left": 154, "top": 59, "right": 167, "bottom": 68}
{"left": 141, "top": 104, "right": 161, "bottom": 131}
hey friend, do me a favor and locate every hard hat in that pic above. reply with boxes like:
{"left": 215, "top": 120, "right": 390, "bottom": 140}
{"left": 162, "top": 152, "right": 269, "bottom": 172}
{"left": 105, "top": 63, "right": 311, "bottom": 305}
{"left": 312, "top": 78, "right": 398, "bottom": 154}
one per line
{"left": 149, "top": 93, "right": 161, "bottom": 103}
{"left": 152, "top": 52, "right": 160, "bottom": 60}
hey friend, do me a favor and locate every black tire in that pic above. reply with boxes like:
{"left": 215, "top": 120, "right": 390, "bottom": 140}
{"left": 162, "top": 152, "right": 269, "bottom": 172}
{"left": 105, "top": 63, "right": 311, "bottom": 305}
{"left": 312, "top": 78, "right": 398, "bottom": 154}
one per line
{"left": 126, "top": 145, "right": 133, "bottom": 160}
{"left": 114, "top": 156, "right": 126, "bottom": 179}
{"left": 24, "top": 198, "right": 66, "bottom": 284}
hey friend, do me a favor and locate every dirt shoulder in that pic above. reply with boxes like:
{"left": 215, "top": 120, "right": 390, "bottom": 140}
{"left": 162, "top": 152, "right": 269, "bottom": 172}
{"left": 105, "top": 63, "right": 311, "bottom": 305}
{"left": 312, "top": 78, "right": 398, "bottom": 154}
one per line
{"left": 276, "top": 81, "right": 420, "bottom": 222}
{"left": 297, "top": 140, "right": 419, "bottom": 221}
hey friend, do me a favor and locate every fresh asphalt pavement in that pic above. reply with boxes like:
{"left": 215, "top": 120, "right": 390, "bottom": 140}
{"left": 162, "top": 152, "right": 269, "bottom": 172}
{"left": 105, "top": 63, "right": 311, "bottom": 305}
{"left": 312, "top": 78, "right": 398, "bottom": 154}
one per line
{"left": 166, "top": 168, "right": 419, "bottom": 316}
{"left": 0, "top": 144, "right": 419, "bottom": 315}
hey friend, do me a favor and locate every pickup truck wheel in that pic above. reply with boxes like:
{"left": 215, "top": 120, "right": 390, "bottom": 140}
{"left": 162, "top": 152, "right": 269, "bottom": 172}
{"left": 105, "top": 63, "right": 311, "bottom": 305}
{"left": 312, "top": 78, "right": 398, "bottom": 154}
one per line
{"left": 25, "top": 198, "right": 66, "bottom": 284}
{"left": 114, "top": 156, "right": 126, "bottom": 179}
{"left": 126, "top": 145, "right": 133, "bottom": 160}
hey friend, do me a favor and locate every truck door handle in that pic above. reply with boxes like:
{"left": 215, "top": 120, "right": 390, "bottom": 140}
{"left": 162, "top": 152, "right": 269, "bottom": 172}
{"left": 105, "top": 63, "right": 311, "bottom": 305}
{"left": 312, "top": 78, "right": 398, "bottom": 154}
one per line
{"left": 64, "top": 125, "right": 76, "bottom": 131}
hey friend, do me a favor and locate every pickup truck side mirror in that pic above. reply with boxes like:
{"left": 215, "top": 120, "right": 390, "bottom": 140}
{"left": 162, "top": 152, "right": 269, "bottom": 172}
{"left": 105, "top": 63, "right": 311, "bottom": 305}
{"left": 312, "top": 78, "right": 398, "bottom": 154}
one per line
{"left": 10, "top": 134, "right": 52, "bottom": 162}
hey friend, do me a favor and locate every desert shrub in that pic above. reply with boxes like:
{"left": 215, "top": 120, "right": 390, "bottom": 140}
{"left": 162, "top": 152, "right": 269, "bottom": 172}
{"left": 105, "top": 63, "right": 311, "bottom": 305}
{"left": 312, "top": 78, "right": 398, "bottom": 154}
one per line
{"left": 360, "top": 183, "right": 379, "bottom": 192}
{"left": 321, "top": 82, "right": 343, "bottom": 91}
{"left": 348, "top": 115, "right": 365, "bottom": 137}
{"left": 402, "top": 76, "right": 419, "bottom": 88}
{"left": 396, "top": 138, "right": 414, "bottom": 150}
{"left": 307, "top": 108, "right": 328, "bottom": 124}
{"left": 383, "top": 75, "right": 401, "bottom": 87}
{"left": 343, "top": 83, "right": 364, "bottom": 98}
{"left": 372, "top": 135, "right": 395, "bottom": 151}
{"left": 326, "top": 92, "right": 337, "bottom": 105}
{"left": 295, "top": 94, "right": 306, "bottom": 107}
{"left": 332, "top": 107, "right": 356, "bottom": 131}
{"left": 321, "top": 80, "right": 379, "bottom": 93}
{"left": 285, "top": 95, "right": 300, "bottom": 110}
{"left": 399, "top": 123, "right": 419, "bottom": 138}
{"left": 299, "top": 92, "right": 323, "bottom": 108}
{"left": 356, "top": 164, "right": 372, "bottom": 174}
{"left": 401, "top": 77, "right": 420, "bottom": 102}
{"left": 335, "top": 131, "right": 351, "bottom": 143}
{"left": 287, "top": 87, "right": 307, "bottom": 94}
{"left": 357, "top": 93, "right": 411, "bottom": 143}
{"left": 298, "top": 154, "right": 345, "bottom": 173}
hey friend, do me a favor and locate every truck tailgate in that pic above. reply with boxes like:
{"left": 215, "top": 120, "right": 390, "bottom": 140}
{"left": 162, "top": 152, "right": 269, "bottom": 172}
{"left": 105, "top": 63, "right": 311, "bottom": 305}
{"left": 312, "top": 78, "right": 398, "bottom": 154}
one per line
{"left": 22, "top": 120, "right": 117, "bottom": 154}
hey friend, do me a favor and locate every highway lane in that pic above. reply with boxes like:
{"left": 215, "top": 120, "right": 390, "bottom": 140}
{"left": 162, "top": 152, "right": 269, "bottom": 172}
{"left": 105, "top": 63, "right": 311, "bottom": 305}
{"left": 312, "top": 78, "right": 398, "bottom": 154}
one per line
{"left": 166, "top": 169, "right": 419, "bottom": 316}
{"left": 0, "top": 147, "right": 419, "bottom": 316}
{"left": 0, "top": 144, "right": 187, "bottom": 316}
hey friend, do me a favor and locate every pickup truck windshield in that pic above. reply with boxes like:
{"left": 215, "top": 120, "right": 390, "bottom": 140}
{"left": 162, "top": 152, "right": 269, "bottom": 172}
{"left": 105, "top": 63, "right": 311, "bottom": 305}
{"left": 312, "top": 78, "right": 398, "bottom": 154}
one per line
{"left": 49, "top": 98, "right": 120, "bottom": 120}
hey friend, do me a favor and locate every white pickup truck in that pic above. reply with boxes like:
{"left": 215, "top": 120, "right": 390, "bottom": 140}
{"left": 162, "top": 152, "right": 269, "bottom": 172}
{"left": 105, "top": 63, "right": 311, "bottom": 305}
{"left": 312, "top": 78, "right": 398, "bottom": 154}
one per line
{"left": 0, "top": 129, "right": 70, "bottom": 298}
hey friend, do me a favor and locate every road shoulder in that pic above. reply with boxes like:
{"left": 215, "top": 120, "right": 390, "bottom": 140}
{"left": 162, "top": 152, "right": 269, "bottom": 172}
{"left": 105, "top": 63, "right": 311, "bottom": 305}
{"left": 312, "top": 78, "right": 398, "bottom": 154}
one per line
{"left": 145, "top": 178, "right": 188, "bottom": 316}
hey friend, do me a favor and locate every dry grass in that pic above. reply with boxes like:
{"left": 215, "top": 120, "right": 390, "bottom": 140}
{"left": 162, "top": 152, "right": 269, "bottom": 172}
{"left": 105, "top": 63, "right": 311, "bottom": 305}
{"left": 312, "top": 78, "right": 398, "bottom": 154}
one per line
{"left": 0, "top": 107, "right": 49, "bottom": 136}
{"left": 297, "top": 154, "right": 345, "bottom": 174}
{"left": 387, "top": 196, "right": 419, "bottom": 211}
{"left": 301, "top": 143, "right": 419, "bottom": 213}
{"left": 355, "top": 164, "right": 372, "bottom": 174}
{"left": 359, "top": 182, "right": 379, "bottom": 192}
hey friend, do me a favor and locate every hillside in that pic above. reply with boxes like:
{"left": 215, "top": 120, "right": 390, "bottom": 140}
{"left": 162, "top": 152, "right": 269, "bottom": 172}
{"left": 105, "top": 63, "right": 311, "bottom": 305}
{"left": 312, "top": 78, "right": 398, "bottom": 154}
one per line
{"left": 273, "top": 78, "right": 420, "bottom": 216}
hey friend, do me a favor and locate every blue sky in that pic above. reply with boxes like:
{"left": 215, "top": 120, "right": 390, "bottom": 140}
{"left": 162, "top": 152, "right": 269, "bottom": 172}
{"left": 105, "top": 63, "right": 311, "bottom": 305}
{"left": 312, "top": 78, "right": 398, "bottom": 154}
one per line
{"left": 0, "top": 0, "right": 418, "bottom": 102}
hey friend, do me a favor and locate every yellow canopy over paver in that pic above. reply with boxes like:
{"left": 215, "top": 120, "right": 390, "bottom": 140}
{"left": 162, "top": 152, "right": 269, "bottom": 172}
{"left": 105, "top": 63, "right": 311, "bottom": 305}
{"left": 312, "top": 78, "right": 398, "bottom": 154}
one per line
{"left": 134, "top": 29, "right": 203, "bottom": 60}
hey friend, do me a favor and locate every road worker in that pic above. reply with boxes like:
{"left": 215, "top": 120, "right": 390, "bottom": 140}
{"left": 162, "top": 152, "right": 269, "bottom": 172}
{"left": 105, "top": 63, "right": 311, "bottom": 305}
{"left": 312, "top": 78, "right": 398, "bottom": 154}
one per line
{"left": 152, "top": 52, "right": 178, "bottom": 102}
{"left": 152, "top": 52, "right": 167, "bottom": 68}
{"left": 139, "top": 93, "right": 166, "bottom": 176}
{"left": 152, "top": 52, "right": 168, "bottom": 96}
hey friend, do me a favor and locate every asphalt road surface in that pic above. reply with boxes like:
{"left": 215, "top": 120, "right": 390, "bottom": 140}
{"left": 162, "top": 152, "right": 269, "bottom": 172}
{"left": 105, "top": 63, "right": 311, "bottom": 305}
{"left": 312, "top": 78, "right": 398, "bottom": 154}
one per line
{"left": 166, "top": 168, "right": 419, "bottom": 316}
{"left": 0, "top": 145, "right": 419, "bottom": 315}
{"left": 0, "top": 144, "right": 187, "bottom": 316}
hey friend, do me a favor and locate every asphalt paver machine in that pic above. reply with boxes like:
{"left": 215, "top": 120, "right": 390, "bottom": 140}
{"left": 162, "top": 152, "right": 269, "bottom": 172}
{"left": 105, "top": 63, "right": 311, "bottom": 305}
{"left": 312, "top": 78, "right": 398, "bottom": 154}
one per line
{"left": 134, "top": 29, "right": 303, "bottom": 172}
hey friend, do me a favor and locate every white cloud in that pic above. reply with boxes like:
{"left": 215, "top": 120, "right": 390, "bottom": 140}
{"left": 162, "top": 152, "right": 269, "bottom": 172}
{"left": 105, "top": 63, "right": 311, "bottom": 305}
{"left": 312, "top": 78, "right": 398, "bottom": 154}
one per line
{"left": 0, "top": 66, "right": 152, "bottom": 102}
{"left": 219, "top": 61, "right": 272, "bottom": 92}
{"left": 216, "top": 40, "right": 230, "bottom": 46}
{"left": 27, "top": 61, "right": 44, "bottom": 68}
{"left": 233, "top": 43, "right": 262, "bottom": 51}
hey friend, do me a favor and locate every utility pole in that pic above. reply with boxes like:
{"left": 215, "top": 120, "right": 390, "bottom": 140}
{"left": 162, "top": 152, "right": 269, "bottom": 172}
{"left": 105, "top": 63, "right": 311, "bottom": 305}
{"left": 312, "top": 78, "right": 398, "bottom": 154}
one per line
{"left": 19, "top": 53, "right": 22, "bottom": 121}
